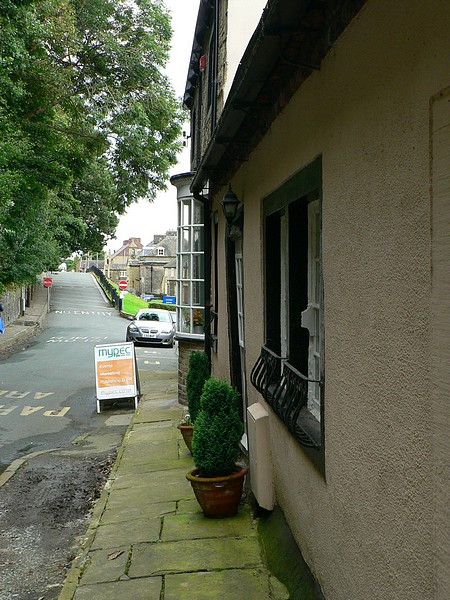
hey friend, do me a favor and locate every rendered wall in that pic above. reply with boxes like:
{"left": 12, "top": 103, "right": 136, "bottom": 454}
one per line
{"left": 225, "top": 0, "right": 267, "bottom": 99}
{"left": 212, "top": 1, "right": 449, "bottom": 598}
{"left": 430, "top": 87, "right": 450, "bottom": 600}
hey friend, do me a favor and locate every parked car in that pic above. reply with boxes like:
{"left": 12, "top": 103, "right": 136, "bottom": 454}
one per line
{"left": 126, "top": 308, "right": 175, "bottom": 347}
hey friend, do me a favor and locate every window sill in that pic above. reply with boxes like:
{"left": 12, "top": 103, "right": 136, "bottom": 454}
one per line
{"left": 250, "top": 346, "right": 324, "bottom": 476}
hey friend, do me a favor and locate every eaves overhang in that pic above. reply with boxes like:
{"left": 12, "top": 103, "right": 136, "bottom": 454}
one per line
{"left": 191, "top": 0, "right": 367, "bottom": 196}
{"left": 183, "top": 0, "right": 214, "bottom": 109}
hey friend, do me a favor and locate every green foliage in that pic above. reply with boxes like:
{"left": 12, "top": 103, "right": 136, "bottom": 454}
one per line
{"left": 122, "top": 293, "right": 148, "bottom": 315}
{"left": 0, "top": 0, "right": 182, "bottom": 293}
{"left": 192, "top": 378, "right": 244, "bottom": 477}
{"left": 186, "top": 351, "right": 210, "bottom": 424}
{"left": 147, "top": 300, "right": 175, "bottom": 312}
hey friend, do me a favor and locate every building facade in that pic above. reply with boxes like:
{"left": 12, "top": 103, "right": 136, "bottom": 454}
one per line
{"left": 105, "top": 237, "right": 143, "bottom": 285}
{"left": 104, "top": 233, "right": 177, "bottom": 297}
{"left": 183, "top": 1, "right": 450, "bottom": 599}
{"left": 128, "top": 231, "right": 177, "bottom": 297}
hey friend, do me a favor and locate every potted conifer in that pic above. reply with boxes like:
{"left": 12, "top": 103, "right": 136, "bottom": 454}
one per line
{"left": 186, "top": 377, "right": 247, "bottom": 518}
{"left": 178, "top": 350, "right": 210, "bottom": 453}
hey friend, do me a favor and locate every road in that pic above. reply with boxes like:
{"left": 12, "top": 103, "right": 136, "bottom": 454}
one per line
{"left": 0, "top": 271, "right": 177, "bottom": 600}
{"left": 0, "top": 271, "right": 177, "bottom": 471}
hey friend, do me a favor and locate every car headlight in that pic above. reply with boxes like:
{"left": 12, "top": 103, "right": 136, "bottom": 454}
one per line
{"left": 128, "top": 324, "right": 138, "bottom": 332}
{"left": 161, "top": 329, "right": 172, "bottom": 334}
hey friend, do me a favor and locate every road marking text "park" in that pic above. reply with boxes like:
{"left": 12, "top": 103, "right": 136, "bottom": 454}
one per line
{"left": 0, "top": 390, "right": 54, "bottom": 399}
{"left": 0, "top": 406, "right": 70, "bottom": 417}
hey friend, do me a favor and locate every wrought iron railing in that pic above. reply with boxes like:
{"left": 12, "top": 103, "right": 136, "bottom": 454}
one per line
{"left": 250, "top": 345, "right": 282, "bottom": 398}
{"left": 90, "top": 266, "right": 122, "bottom": 311}
{"left": 250, "top": 346, "right": 322, "bottom": 450}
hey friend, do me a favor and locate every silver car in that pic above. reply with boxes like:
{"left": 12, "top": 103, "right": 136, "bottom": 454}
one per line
{"left": 126, "top": 308, "right": 175, "bottom": 347}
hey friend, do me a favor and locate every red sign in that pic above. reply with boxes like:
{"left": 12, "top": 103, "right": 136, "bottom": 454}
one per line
{"left": 43, "top": 277, "right": 52, "bottom": 288}
{"left": 118, "top": 280, "right": 128, "bottom": 290}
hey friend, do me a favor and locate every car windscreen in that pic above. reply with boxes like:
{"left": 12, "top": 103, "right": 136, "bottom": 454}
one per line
{"left": 137, "top": 312, "right": 172, "bottom": 323}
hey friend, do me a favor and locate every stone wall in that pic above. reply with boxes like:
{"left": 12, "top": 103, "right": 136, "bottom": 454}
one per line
{"left": 0, "top": 286, "right": 25, "bottom": 326}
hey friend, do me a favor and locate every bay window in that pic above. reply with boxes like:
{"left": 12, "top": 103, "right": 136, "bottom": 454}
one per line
{"left": 177, "top": 196, "right": 205, "bottom": 337}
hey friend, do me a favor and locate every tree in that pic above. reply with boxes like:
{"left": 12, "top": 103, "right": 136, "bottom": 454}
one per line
{"left": 0, "top": 0, "right": 182, "bottom": 291}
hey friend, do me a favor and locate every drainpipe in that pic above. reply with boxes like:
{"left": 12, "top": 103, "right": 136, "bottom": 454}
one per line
{"left": 211, "top": 0, "right": 219, "bottom": 131}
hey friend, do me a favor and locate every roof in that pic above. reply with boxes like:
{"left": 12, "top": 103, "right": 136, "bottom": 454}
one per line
{"left": 183, "top": 0, "right": 214, "bottom": 109}
{"left": 188, "top": 0, "right": 367, "bottom": 195}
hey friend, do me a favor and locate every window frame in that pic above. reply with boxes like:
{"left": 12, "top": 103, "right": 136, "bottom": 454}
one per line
{"left": 261, "top": 156, "right": 325, "bottom": 474}
{"left": 176, "top": 196, "right": 205, "bottom": 338}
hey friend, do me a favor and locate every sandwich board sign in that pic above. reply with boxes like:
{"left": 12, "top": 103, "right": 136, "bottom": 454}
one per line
{"left": 94, "top": 342, "right": 140, "bottom": 413}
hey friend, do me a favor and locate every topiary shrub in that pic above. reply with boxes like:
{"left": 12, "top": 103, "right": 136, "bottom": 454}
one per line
{"left": 192, "top": 377, "right": 244, "bottom": 477}
{"left": 186, "top": 350, "right": 210, "bottom": 424}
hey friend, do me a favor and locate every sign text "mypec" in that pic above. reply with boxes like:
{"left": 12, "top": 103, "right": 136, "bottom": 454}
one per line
{"left": 97, "top": 346, "right": 132, "bottom": 359}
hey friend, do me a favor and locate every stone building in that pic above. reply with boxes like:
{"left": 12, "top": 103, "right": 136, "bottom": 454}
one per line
{"left": 128, "top": 231, "right": 177, "bottom": 297}
{"left": 104, "top": 237, "right": 143, "bottom": 285}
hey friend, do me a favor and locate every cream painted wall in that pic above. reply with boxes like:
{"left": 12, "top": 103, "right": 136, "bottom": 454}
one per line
{"left": 225, "top": 0, "right": 267, "bottom": 99}
{"left": 430, "top": 87, "right": 450, "bottom": 600}
{"left": 215, "top": 1, "right": 450, "bottom": 598}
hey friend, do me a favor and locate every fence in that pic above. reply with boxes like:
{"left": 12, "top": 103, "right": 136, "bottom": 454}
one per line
{"left": 89, "top": 266, "right": 122, "bottom": 311}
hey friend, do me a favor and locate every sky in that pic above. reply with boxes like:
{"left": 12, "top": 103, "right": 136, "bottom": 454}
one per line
{"left": 105, "top": 0, "right": 200, "bottom": 253}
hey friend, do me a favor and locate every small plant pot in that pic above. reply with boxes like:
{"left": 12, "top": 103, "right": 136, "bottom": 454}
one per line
{"left": 186, "top": 466, "right": 248, "bottom": 518}
{"left": 177, "top": 424, "right": 194, "bottom": 454}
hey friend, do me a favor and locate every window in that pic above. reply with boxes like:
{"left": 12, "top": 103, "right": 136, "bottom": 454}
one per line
{"left": 177, "top": 197, "right": 205, "bottom": 336}
{"left": 253, "top": 157, "right": 324, "bottom": 473}
{"left": 157, "top": 248, "right": 165, "bottom": 256}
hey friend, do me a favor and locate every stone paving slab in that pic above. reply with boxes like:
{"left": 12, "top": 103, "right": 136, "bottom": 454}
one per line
{"left": 114, "top": 463, "right": 190, "bottom": 482}
{"left": 111, "top": 455, "right": 192, "bottom": 486}
{"left": 118, "top": 440, "right": 180, "bottom": 466}
{"left": 128, "top": 537, "right": 263, "bottom": 578}
{"left": 164, "top": 569, "right": 277, "bottom": 600}
{"left": 134, "top": 406, "right": 183, "bottom": 423}
{"left": 137, "top": 389, "right": 178, "bottom": 402}
{"left": 105, "top": 469, "right": 193, "bottom": 506}
{"left": 73, "top": 577, "right": 162, "bottom": 600}
{"left": 91, "top": 517, "right": 161, "bottom": 549}
{"left": 176, "top": 498, "right": 201, "bottom": 513}
{"left": 161, "top": 508, "right": 256, "bottom": 542}
{"left": 100, "top": 500, "right": 176, "bottom": 525}
{"left": 139, "top": 369, "right": 178, "bottom": 382}
{"left": 126, "top": 420, "right": 177, "bottom": 442}
{"left": 79, "top": 547, "right": 129, "bottom": 585}
{"left": 110, "top": 452, "right": 192, "bottom": 476}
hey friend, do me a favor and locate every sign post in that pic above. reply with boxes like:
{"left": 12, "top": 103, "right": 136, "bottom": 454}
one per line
{"left": 43, "top": 277, "right": 52, "bottom": 312}
{"left": 94, "top": 342, "right": 140, "bottom": 413}
{"left": 118, "top": 280, "right": 128, "bottom": 290}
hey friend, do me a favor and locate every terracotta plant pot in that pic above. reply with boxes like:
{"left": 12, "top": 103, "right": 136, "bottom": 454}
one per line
{"left": 177, "top": 424, "right": 194, "bottom": 454}
{"left": 186, "top": 466, "right": 248, "bottom": 518}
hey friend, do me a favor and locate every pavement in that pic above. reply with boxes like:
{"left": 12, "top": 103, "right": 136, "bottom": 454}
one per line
{"left": 0, "top": 282, "right": 49, "bottom": 358}
{"left": 58, "top": 370, "right": 289, "bottom": 600}
{"left": 1, "top": 280, "right": 289, "bottom": 599}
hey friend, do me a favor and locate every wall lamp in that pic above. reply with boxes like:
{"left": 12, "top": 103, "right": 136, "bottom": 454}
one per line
{"left": 220, "top": 185, "right": 240, "bottom": 227}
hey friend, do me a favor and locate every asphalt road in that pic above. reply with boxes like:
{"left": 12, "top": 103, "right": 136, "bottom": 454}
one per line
{"left": 0, "top": 271, "right": 177, "bottom": 471}
{"left": 0, "top": 271, "right": 178, "bottom": 600}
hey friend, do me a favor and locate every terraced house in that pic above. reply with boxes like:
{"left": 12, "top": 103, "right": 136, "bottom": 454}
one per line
{"left": 174, "top": 1, "right": 449, "bottom": 598}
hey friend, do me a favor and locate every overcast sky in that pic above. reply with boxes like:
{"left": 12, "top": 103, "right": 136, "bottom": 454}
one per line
{"left": 105, "top": 0, "right": 200, "bottom": 252}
